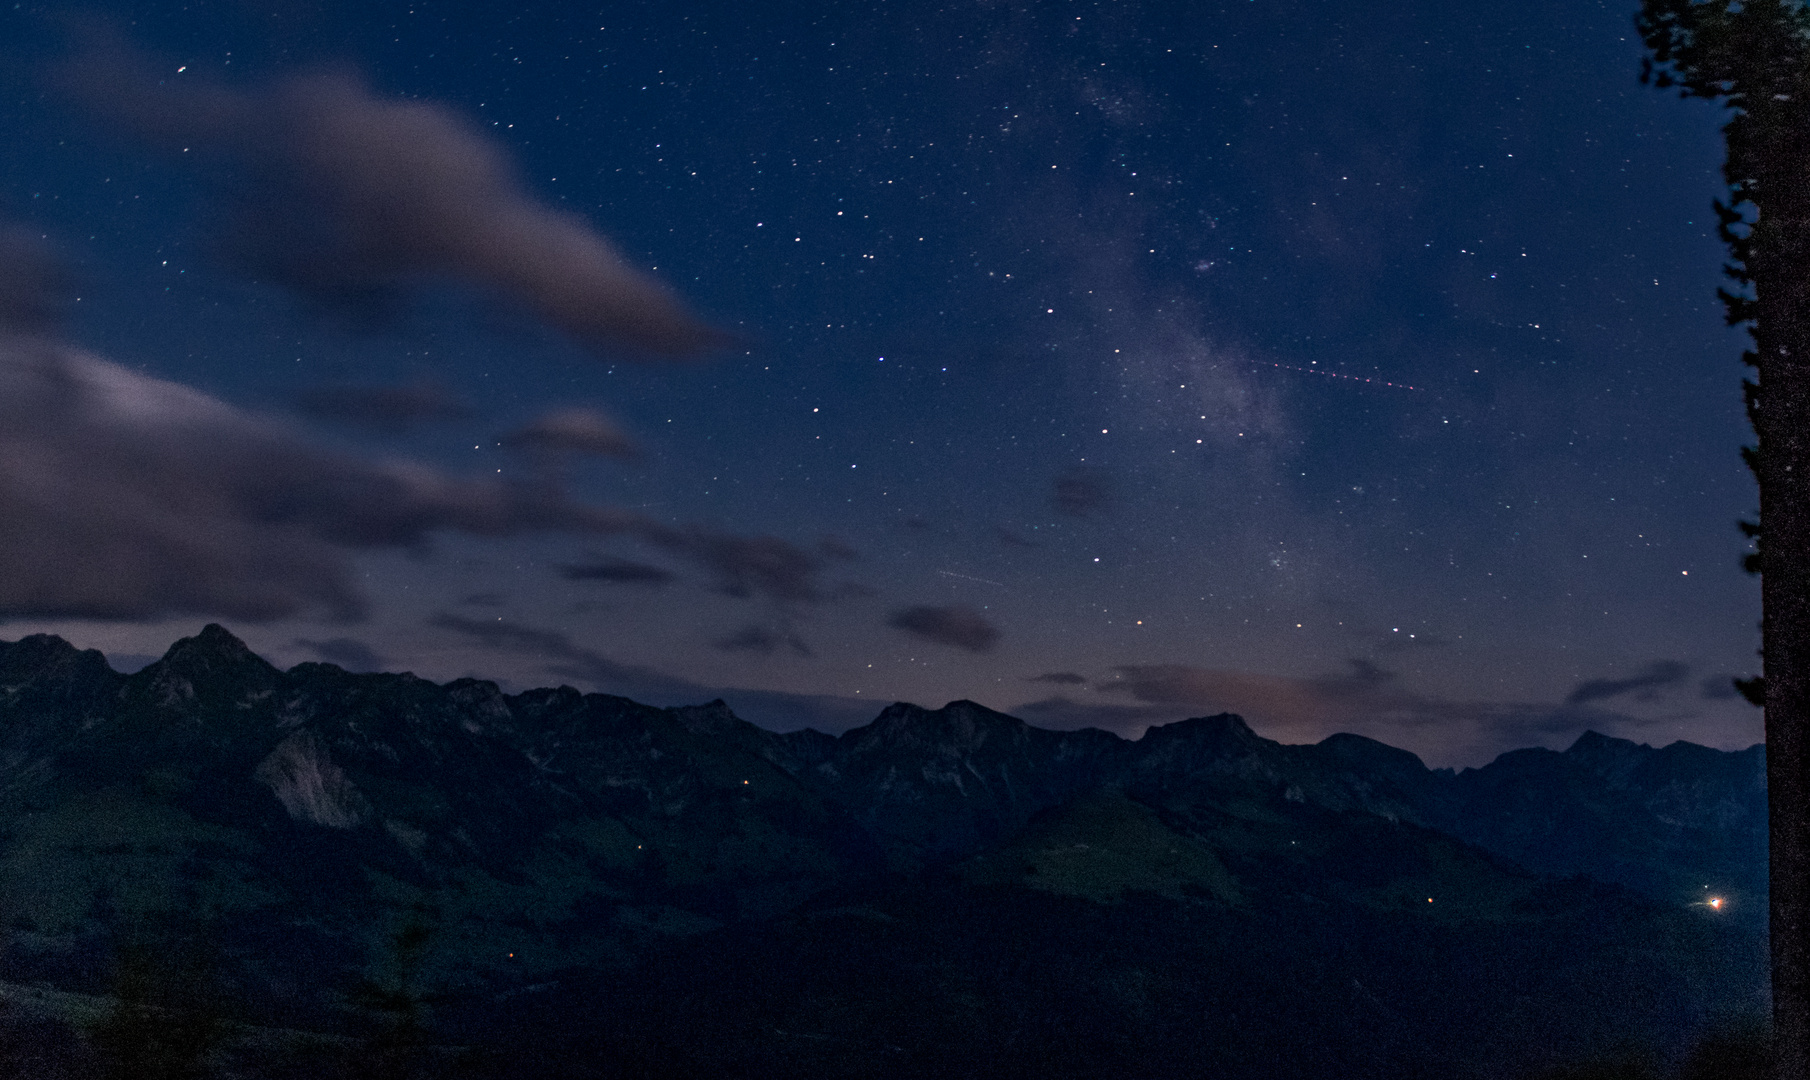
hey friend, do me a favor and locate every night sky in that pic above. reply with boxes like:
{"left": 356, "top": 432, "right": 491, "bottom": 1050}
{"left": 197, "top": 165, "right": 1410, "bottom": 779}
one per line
{"left": 0, "top": 0, "right": 1765, "bottom": 766}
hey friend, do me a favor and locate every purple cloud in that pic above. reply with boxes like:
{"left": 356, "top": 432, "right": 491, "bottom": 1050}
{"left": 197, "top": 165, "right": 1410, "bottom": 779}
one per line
{"left": 887, "top": 605, "right": 1000, "bottom": 652}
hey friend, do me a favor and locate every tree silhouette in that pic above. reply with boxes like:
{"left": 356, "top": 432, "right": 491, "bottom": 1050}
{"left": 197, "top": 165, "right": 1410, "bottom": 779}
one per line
{"left": 85, "top": 935, "right": 229, "bottom": 1080}
{"left": 348, "top": 905, "right": 439, "bottom": 1080}
{"left": 1637, "top": 2, "right": 1810, "bottom": 1076}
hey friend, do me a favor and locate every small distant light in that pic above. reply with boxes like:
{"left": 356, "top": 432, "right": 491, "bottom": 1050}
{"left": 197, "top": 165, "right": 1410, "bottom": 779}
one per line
{"left": 1427, "top": 898, "right": 1434, "bottom": 903}
{"left": 1710, "top": 897, "right": 1724, "bottom": 910}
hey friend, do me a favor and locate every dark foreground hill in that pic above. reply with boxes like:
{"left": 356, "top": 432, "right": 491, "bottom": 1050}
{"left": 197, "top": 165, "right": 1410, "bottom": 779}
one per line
{"left": 0, "top": 626, "right": 1770, "bottom": 1078}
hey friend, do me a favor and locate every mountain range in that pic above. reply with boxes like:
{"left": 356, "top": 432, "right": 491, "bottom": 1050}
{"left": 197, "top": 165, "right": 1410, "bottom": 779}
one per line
{"left": 0, "top": 625, "right": 1771, "bottom": 1078}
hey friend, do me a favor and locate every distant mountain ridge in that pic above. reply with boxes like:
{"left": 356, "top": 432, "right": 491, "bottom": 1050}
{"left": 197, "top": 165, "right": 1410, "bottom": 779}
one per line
{"left": 0, "top": 625, "right": 1766, "bottom": 904}
{"left": 0, "top": 625, "right": 1770, "bottom": 1079}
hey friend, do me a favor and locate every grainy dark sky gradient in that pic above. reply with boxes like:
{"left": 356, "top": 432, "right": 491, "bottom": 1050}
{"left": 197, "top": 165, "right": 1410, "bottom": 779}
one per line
{"left": 0, "top": 0, "right": 1763, "bottom": 765}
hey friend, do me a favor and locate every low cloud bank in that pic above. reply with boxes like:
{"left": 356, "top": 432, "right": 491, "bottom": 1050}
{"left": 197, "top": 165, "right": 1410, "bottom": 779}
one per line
{"left": 429, "top": 612, "right": 869, "bottom": 732}
{"left": 0, "top": 332, "right": 652, "bottom": 622}
{"left": 1011, "top": 658, "right": 1740, "bottom": 767}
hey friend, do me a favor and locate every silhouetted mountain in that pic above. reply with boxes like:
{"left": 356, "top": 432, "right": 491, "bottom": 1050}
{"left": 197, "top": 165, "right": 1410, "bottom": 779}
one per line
{"left": 0, "top": 627, "right": 1769, "bottom": 1078}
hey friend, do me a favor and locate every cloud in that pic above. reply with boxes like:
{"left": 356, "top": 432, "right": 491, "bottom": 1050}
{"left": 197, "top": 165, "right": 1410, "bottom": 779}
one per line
{"left": 886, "top": 605, "right": 1000, "bottom": 652}
{"left": 558, "top": 558, "right": 675, "bottom": 585}
{"left": 712, "top": 624, "right": 813, "bottom": 657}
{"left": 1027, "top": 671, "right": 1087, "bottom": 685}
{"left": 1079, "top": 658, "right": 1686, "bottom": 766}
{"left": 296, "top": 380, "right": 470, "bottom": 429}
{"left": 296, "top": 636, "right": 386, "bottom": 672}
{"left": 0, "top": 219, "right": 822, "bottom": 621}
{"left": 1700, "top": 674, "right": 1743, "bottom": 701}
{"left": 56, "top": 35, "right": 727, "bottom": 357}
{"left": 1564, "top": 660, "right": 1690, "bottom": 705}
{"left": 1012, "top": 695, "right": 1177, "bottom": 735}
{"left": 1051, "top": 467, "right": 1111, "bottom": 518}
{"left": 1101, "top": 662, "right": 1354, "bottom": 721}
{"left": 655, "top": 529, "right": 825, "bottom": 603}
{"left": 0, "top": 328, "right": 664, "bottom": 622}
{"left": 428, "top": 611, "right": 871, "bottom": 732}
{"left": 0, "top": 226, "right": 66, "bottom": 333}
{"left": 430, "top": 612, "right": 709, "bottom": 699}
{"left": 499, "top": 407, "right": 636, "bottom": 459}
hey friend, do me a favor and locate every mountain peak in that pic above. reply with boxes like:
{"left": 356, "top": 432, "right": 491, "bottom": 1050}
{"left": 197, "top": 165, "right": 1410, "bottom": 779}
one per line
{"left": 1565, "top": 731, "right": 1654, "bottom": 776}
{"left": 1140, "top": 712, "right": 1261, "bottom": 748}
{"left": 671, "top": 698, "right": 743, "bottom": 738}
{"left": 0, "top": 632, "right": 98, "bottom": 670}
{"left": 857, "top": 699, "right": 1028, "bottom": 751}
{"left": 0, "top": 632, "right": 116, "bottom": 687}
{"left": 150, "top": 623, "right": 278, "bottom": 681}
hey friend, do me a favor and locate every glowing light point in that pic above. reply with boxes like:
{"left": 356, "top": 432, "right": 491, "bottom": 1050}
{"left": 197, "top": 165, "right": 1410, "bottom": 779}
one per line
{"left": 1709, "top": 897, "right": 1724, "bottom": 910}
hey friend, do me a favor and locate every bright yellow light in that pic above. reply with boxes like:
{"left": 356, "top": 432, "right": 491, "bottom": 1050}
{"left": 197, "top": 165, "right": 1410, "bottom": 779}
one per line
{"left": 1710, "top": 897, "right": 1724, "bottom": 910}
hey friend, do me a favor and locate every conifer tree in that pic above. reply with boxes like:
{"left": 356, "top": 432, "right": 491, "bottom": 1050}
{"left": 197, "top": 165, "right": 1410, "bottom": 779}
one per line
{"left": 1637, "top": 2, "right": 1810, "bottom": 1075}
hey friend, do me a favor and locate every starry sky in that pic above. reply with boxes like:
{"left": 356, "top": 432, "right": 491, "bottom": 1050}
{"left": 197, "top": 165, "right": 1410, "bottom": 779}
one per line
{"left": 0, "top": 0, "right": 1765, "bottom": 766}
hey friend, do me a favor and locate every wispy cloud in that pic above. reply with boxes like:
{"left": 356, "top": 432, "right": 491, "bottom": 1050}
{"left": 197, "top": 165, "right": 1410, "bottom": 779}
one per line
{"left": 659, "top": 529, "right": 826, "bottom": 603}
{"left": 1018, "top": 658, "right": 1704, "bottom": 766}
{"left": 1565, "top": 660, "right": 1689, "bottom": 705}
{"left": 887, "top": 605, "right": 1000, "bottom": 652}
{"left": 296, "top": 636, "right": 386, "bottom": 672}
{"left": 713, "top": 623, "right": 813, "bottom": 658}
{"left": 558, "top": 558, "right": 675, "bottom": 585}
{"left": 500, "top": 407, "right": 636, "bottom": 459}
{"left": 428, "top": 611, "right": 870, "bottom": 732}
{"left": 0, "top": 316, "right": 654, "bottom": 621}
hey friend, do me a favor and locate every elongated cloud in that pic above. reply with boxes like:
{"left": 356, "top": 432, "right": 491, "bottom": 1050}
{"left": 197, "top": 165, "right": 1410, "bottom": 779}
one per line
{"left": 500, "top": 407, "right": 636, "bottom": 458}
{"left": 1565, "top": 660, "right": 1689, "bottom": 705}
{"left": 559, "top": 558, "right": 675, "bottom": 585}
{"left": 56, "top": 37, "right": 727, "bottom": 356}
{"left": 661, "top": 530, "right": 826, "bottom": 603}
{"left": 1061, "top": 659, "right": 1711, "bottom": 766}
{"left": 887, "top": 605, "right": 1000, "bottom": 652}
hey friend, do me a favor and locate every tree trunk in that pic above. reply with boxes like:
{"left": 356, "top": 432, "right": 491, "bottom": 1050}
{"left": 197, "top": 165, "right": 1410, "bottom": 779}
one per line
{"left": 1743, "top": 53, "right": 1810, "bottom": 1074}
{"left": 1759, "top": 346, "right": 1810, "bottom": 1080}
